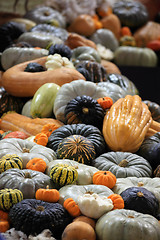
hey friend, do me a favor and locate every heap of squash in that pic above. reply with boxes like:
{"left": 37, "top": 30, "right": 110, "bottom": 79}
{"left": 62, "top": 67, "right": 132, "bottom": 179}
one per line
{"left": 0, "top": 1, "right": 160, "bottom": 239}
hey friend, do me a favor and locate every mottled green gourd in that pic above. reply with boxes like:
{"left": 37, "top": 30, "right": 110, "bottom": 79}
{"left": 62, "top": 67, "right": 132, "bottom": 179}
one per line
{"left": 50, "top": 164, "right": 78, "bottom": 188}
{"left": 0, "top": 154, "right": 23, "bottom": 173}
{"left": 0, "top": 188, "right": 23, "bottom": 211}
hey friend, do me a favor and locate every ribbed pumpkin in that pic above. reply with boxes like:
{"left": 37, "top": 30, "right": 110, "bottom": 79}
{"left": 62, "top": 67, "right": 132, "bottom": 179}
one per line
{"left": 0, "top": 154, "right": 23, "bottom": 173}
{"left": 57, "top": 135, "right": 96, "bottom": 165}
{"left": 143, "top": 100, "right": 160, "bottom": 123}
{"left": 64, "top": 95, "right": 105, "bottom": 129}
{"left": 0, "top": 188, "right": 23, "bottom": 211}
{"left": 50, "top": 164, "right": 78, "bottom": 188}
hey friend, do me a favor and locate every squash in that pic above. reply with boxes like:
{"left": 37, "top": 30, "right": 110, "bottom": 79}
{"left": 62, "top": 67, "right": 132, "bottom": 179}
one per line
{"left": 34, "top": 133, "right": 48, "bottom": 146}
{"left": 101, "top": 59, "right": 121, "bottom": 74}
{"left": 95, "top": 209, "right": 160, "bottom": 240}
{"left": 0, "top": 138, "right": 56, "bottom": 168}
{"left": 107, "top": 194, "right": 124, "bottom": 210}
{"left": 92, "top": 151, "right": 152, "bottom": 178}
{"left": 26, "top": 158, "right": 47, "bottom": 173}
{"left": 35, "top": 185, "right": 60, "bottom": 203}
{"left": 10, "top": 18, "right": 36, "bottom": 31}
{"left": 21, "top": 99, "right": 32, "bottom": 117}
{"left": 53, "top": 79, "right": 111, "bottom": 123}
{"left": 143, "top": 100, "right": 160, "bottom": 123}
{"left": 93, "top": 171, "right": 117, "bottom": 189}
{"left": 0, "top": 219, "right": 10, "bottom": 233}
{"left": 0, "top": 188, "right": 23, "bottom": 211}
{"left": 97, "top": 96, "right": 113, "bottom": 110}
{"left": 0, "top": 168, "right": 55, "bottom": 199}
{"left": 9, "top": 199, "right": 71, "bottom": 238}
{"left": 1, "top": 47, "right": 48, "bottom": 71}
{"left": 0, "top": 112, "right": 63, "bottom": 137}
{"left": 119, "top": 36, "right": 136, "bottom": 47}
{"left": 1, "top": 56, "right": 85, "bottom": 97}
{"left": 89, "top": 28, "right": 119, "bottom": 51}
{"left": 73, "top": 215, "right": 96, "bottom": 229}
{"left": 57, "top": 135, "right": 96, "bottom": 165}
{"left": 0, "top": 154, "right": 23, "bottom": 173}
{"left": 47, "top": 123, "right": 106, "bottom": 158}
{"left": 46, "top": 159, "right": 99, "bottom": 185}
{"left": 48, "top": 43, "right": 72, "bottom": 59}
{"left": 114, "top": 46, "right": 158, "bottom": 67}
{"left": 137, "top": 0, "right": 160, "bottom": 20}
{"left": 120, "top": 187, "right": 159, "bottom": 217}
{"left": 112, "top": 1, "right": 149, "bottom": 28}
{"left": 24, "top": 62, "right": 46, "bottom": 72}
{"left": 63, "top": 198, "right": 81, "bottom": 217}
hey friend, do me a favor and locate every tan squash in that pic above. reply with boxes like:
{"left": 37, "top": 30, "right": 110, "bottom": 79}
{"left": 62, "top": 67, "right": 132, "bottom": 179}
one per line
{"left": 101, "top": 14, "right": 121, "bottom": 40}
{"left": 73, "top": 216, "right": 96, "bottom": 229}
{"left": 101, "top": 59, "right": 121, "bottom": 74}
{"left": 2, "top": 56, "right": 85, "bottom": 97}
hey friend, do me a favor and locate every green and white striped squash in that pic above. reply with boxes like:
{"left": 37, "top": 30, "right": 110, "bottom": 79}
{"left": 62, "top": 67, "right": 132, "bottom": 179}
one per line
{"left": 57, "top": 135, "right": 96, "bottom": 165}
{"left": 0, "top": 154, "right": 23, "bottom": 173}
{"left": 50, "top": 163, "right": 78, "bottom": 188}
{"left": 0, "top": 188, "right": 23, "bottom": 211}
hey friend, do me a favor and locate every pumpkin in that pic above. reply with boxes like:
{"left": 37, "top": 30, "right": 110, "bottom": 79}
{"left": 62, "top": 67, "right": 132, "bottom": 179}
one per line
{"left": 73, "top": 215, "right": 96, "bottom": 229}
{"left": 0, "top": 168, "right": 55, "bottom": 199}
{"left": 47, "top": 123, "right": 106, "bottom": 158}
{"left": 120, "top": 187, "right": 159, "bottom": 217}
{"left": 34, "top": 133, "right": 48, "bottom": 146}
{"left": 48, "top": 43, "right": 72, "bottom": 59}
{"left": 92, "top": 151, "right": 152, "bottom": 178}
{"left": 101, "top": 59, "right": 121, "bottom": 75}
{"left": 3, "top": 131, "right": 28, "bottom": 140}
{"left": 35, "top": 185, "right": 60, "bottom": 203}
{"left": 97, "top": 96, "right": 113, "bottom": 110}
{"left": 53, "top": 79, "right": 111, "bottom": 123}
{"left": 95, "top": 209, "right": 160, "bottom": 240}
{"left": 1, "top": 56, "right": 85, "bottom": 97}
{"left": 0, "top": 112, "right": 63, "bottom": 137}
{"left": 10, "top": 17, "right": 36, "bottom": 31}
{"left": 61, "top": 221, "right": 96, "bottom": 240}
{"left": 90, "top": 28, "right": 119, "bottom": 52}
{"left": 143, "top": 100, "right": 160, "bottom": 123}
{"left": 93, "top": 171, "right": 116, "bottom": 189}
{"left": 24, "top": 62, "right": 46, "bottom": 72}
{"left": 1, "top": 47, "right": 48, "bottom": 71}
{"left": 0, "top": 138, "right": 56, "bottom": 168}
{"left": 0, "top": 210, "right": 9, "bottom": 221}
{"left": 41, "top": 123, "right": 59, "bottom": 137}
{"left": 137, "top": 132, "right": 160, "bottom": 170}
{"left": 114, "top": 46, "right": 158, "bottom": 67}
{"left": 112, "top": 0, "right": 149, "bottom": 28}
{"left": 21, "top": 99, "right": 32, "bottom": 117}
{"left": 0, "top": 154, "right": 23, "bottom": 173}
{"left": 24, "top": 6, "right": 66, "bottom": 28}
{"left": 46, "top": 159, "right": 99, "bottom": 185}
{"left": 107, "top": 194, "right": 124, "bottom": 210}
{"left": 0, "top": 188, "right": 23, "bottom": 211}
{"left": 102, "top": 95, "right": 153, "bottom": 153}
{"left": 63, "top": 198, "right": 81, "bottom": 217}
{"left": 64, "top": 95, "right": 105, "bottom": 129}
{"left": 57, "top": 135, "right": 96, "bottom": 165}
{"left": 0, "top": 220, "right": 10, "bottom": 233}
{"left": 50, "top": 163, "right": 78, "bottom": 188}
{"left": 9, "top": 199, "right": 71, "bottom": 238}
{"left": 137, "top": 0, "right": 160, "bottom": 20}
{"left": 119, "top": 36, "right": 136, "bottom": 46}
{"left": 26, "top": 158, "right": 47, "bottom": 173}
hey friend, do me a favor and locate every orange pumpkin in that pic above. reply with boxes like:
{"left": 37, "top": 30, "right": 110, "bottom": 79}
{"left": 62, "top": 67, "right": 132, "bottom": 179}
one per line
{"left": 120, "top": 26, "right": 132, "bottom": 37}
{"left": 0, "top": 210, "right": 9, "bottom": 221}
{"left": 26, "top": 158, "right": 47, "bottom": 173}
{"left": 93, "top": 171, "right": 117, "bottom": 189}
{"left": 108, "top": 194, "right": 124, "bottom": 210}
{"left": 34, "top": 133, "right": 48, "bottom": 146}
{"left": 35, "top": 185, "right": 60, "bottom": 203}
{"left": 73, "top": 216, "right": 96, "bottom": 229}
{"left": 97, "top": 97, "right": 113, "bottom": 110}
{"left": 63, "top": 198, "right": 81, "bottom": 217}
{"left": 41, "top": 123, "right": 59, "bottom": 137}
{"left": 0, "top": 219, "right": 10, "bottom": 233}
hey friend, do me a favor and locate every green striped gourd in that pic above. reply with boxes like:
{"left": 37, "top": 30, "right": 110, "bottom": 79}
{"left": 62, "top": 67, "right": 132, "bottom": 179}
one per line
{"left": 0, "top": 154, "right": 23, "bottom": 173}
{"left": 0, "top": 188, "right": 23, "bottom": 211}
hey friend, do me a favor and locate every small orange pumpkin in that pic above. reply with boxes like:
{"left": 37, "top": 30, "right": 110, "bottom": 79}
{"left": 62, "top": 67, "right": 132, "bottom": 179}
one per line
{"left": 92, "top": 171, "right": 116, "bottom": 189}
{"left": 35, "top": 185, "right": 60, "bottom": 203}
{"left": 0, "top": 130, "right": 4, "bottom": 135}
{"left": 107, "top": 194, "right": 124, "bottom": 210}
{"left": 0, "top": 219, "right": 10, "bottom": 233}
{"left": 26, "top": 157, "right": 47, "bottom": 173}
{"left": 63, "top": 198, "right": 81, "bottom": 217}
{"left": 97, "top": 97, "right": 113, "bottom": 110}
{"left": 120, "top": 26, "right": 132, "bottom": 37}
{"left": 41, "top": 123, "right": 59, "bottom": 137}
{"left": 0, "top": 210, "right": 9, "bottom": 221}
{"left": 34, "top": 133, "right": 48, "bottom": 146}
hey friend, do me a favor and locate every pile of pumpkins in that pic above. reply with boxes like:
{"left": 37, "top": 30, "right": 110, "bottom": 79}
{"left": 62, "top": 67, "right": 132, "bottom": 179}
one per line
{"left": 0, "top": 0, "right": 160, "bottom": 239}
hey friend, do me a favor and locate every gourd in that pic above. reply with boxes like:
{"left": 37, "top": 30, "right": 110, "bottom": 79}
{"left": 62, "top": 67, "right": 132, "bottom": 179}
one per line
{"left": 0, "top": 168, "right": 55, "bottom": 199}
{"left": 92, "top": 151, "right": 152, "bottom": 178}
{"left": 30, "top": 83, "right": 60, "bottom": 118}
{"left": 64, "top": 95, "right": 105, "bottom": 129}
{"left": 35, "top": 186, "right": 60, "bottom": 203}
{"left": 120, "top": 187, "right": 159, "bottom": 217}
{"left": 0, "top": 188, "right": 23, "bottom": 211}
{"left": 93, "top": 170, "right": 117, "bottom": 189}
{"left": 57, "top": 135, "right": 96, "bottom": 165}
{"left": 46, "top": 159, "right": 99, "bottom": 185}
{"left": 119, "top": 36, "right": 136, "bottom": 46}
{"left": 73, "top": 215, "right": 96, "bottom": 229}
{"left": 114, "top": 46, "right": 158, "bottom": 67}
{"left": 63, "top": 198, "right": 81, "bottom": 217}
{"left": 47, "top": 123, "right": 106, "bottom": 157}
{"left": 1, "top": 47, "right": 48, "bottom": 71}
{"left": 0, "top": 138, "right": 57, "bottom": 168}
{"left": 53, "top": 79, "right": 111, "bottom": 123}
{"left": 10, "top": 18, "right": 36, "bottom": 31}
{"left": 21, "top": 99, "right": 32, "bottom": 117}
{"left": 0, "top": 154, "right": 23, "bottom": 173}
{"left": 26, "top": 158, "right": 47, "bottom": 173}
{"left": 143, "top": 100, "right": 160, "bottom": 123}
{"left": 24, "top": 62, "right": 46, "bottom": 73}
{"left": 9, "top": 199, "right": 72, "bottom": 238}
{"left": 95, "top": 209, "right": 160, "bottom": 240}
{"left": 89, "top": 28, "right": 119, "bottom": 52}
{"left": 112, "top": 0, "right": 149, "bottom": 28}
{"left": 48, "top": 44, "right": 72, "bottom": 59}
{"left": 2, "top": 56, "right": 85, "bottom": 97}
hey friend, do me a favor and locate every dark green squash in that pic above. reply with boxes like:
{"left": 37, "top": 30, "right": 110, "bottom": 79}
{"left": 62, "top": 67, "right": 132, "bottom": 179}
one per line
{"left": 48, "top": 44, "right": 72, "bottom": 59}
{"left": 9, "top": 199, "right": 72, "bottom": 237}
{"left": 64, "top": 95, "right": 105, "bottom": 129}
{"left": 120, "top": 187, "right": 159, "bottom": 217}
{"left": 143, "top": 100, "right": 160, "bottom": 123}
{"left": 47, "top": 123, "right": 107, "bottom": 157}
{"left": 113, "top": 0, "right": 149, "bottom": 28}
{"left": 24, "top": 62, "right": 46, "bottom": 72}
{"left": 57, "top": 135, "right": 96, "bottom": 165}
{"left": 76, "top": 67, "right": 91, "bottom": 81}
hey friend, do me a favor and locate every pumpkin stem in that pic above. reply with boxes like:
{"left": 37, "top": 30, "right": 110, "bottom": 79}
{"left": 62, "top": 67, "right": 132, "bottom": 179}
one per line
{"left": 22, "top": 148, "right": 30, "bottom": 153}
{"left": 24, "top": 172, "right": 32, "bottom": 178}
{"left": 36, "top": 206, "right": 45, "bottom": 211}
{"left": 118, "top": 159, "right": 128, "bottom": 167}
{"left": 46, "top": 185, "right": 49, "bottom": 189}
{"left": 82, "top": 107, "right": 89, "bottom": 114}
{"left": 85, "top": 191, "right": 94, "bottom": 195}
{"left": 137, "top": 192, "right": 144, "bottom": 197}
{"left": 137, "top": 182, "right": 144, "bottom": 187}
{"left": 128, "top": 215, "right": 134, "bottom": 218}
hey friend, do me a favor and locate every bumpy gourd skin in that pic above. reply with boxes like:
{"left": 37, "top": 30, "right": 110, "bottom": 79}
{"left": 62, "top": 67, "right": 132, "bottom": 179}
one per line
{"left": 103, "top": 95, "right": 152, "bottom": 153}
